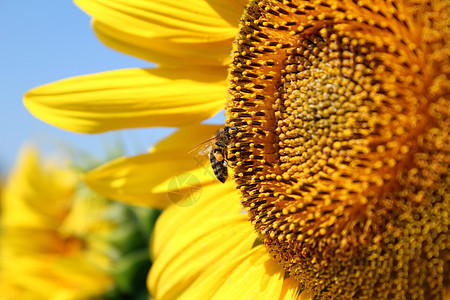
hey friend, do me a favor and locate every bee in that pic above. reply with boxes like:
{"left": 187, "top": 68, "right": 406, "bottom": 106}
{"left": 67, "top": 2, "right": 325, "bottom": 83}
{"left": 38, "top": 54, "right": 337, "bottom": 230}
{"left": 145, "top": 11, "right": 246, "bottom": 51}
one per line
{"left": 193, "top": 127, "right": 235, "bottom": 183}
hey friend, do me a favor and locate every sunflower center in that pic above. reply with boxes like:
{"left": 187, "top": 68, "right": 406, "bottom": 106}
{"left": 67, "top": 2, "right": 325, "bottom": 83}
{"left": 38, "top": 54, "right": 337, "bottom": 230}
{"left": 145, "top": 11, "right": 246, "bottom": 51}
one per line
{"left": 226, "top": 0, "right": 449, "bottom": 298}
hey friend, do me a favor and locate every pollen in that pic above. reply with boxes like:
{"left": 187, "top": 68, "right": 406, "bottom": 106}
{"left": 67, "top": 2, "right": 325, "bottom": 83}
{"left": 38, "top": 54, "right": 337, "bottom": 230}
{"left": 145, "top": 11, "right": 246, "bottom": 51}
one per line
{"left": 226, "top": 0, "right": 449, "bottom": 298}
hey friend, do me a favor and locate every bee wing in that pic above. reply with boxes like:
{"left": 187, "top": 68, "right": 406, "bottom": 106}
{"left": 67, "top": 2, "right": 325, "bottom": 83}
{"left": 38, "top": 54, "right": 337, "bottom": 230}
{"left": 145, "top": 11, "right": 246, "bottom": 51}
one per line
{"left": 188, "top": 138, "right": 214, "bottom": 156}
{"left": 194, "top": 143, "right": 213, "bottom": 156}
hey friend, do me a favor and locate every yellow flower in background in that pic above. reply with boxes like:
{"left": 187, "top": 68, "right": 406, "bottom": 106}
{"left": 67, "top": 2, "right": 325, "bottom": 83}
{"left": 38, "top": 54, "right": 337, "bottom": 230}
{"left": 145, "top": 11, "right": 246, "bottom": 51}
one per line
{"left": 0, "top": 146, "right": 112, "bottom": 299}
{"left": 24, "top": 0, "right": 449, "bottom": 299}
{"left": 0, "top": 146, "right": 155, "bottom": 299}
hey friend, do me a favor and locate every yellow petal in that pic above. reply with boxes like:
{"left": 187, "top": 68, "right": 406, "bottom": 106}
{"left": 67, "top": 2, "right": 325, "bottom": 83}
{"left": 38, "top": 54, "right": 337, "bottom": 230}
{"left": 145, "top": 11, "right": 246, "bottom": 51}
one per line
{"left": 1, "top": 146, "right": 77, "bottom": 229}
{"left": 280, "top": 277, "right": 306, "bottom": 300}
{"left": 85, "top": 125, "right": 224, "bottom": 208}
{"left": 77, "top": 0, "right": 240, "bottom": 42}
{"left": 151, "top": 181, "right": 243, "bottom": 258}
{"left": 85, "top": 154, "right": 211, "bottom": 209}
{"left": 94, "top": 21, "right": 234, "bottom": 67}
{"left": 149, "top": 182, "right": 256, "bottom": 299}
{"left": 24, "top": 67, "right": 227, "bottom": 133}
{"left": 179, "top": 246, "right": 300, "bottom": 300}
{"left": 207, "top": 246, "right": 285, "bottom": 300}
{"left": 150, "top": 123, "right": 223, "bottom": 154}
{"left": 50, "top": 257, "right": 113, "bottom": 298}
{"left": 1, "top": 251, "right": 111, "bottom": 299}
{"left": 150, "top": 214, "right": 254, "bottom": 300}
{"left": 75, "top": 0, "right": 245, "bottom": 66}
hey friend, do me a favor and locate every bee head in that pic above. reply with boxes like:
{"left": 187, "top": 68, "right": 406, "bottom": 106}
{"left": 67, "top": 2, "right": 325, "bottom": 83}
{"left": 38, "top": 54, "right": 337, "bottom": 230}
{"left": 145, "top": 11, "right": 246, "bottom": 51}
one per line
{"left": 224, "top": 126, "right": 237, "bottom": 139}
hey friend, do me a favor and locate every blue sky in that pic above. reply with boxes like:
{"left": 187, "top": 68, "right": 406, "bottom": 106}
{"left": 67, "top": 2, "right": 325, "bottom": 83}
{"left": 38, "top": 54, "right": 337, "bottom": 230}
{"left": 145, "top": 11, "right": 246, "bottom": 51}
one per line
{"left": 0, "top": 2, "right": 225, "bottom": 175}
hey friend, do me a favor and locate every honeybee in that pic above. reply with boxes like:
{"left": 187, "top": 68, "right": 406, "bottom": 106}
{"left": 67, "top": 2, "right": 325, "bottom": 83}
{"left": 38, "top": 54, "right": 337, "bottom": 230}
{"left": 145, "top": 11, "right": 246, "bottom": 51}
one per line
{"left": 193, "top": 127, "right": 235, "bottom": 183}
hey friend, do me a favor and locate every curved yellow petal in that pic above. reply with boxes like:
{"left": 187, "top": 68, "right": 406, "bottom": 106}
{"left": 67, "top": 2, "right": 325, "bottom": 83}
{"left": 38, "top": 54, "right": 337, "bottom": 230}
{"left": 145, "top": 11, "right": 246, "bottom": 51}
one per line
{"left": 209, "top": 246, "right": 285, "bottom": 300}
{"left": 84, "top": 125, "right": 224, "bottom": 208}
{"left": 75, "top": 0, "right": 245, "bottom": 66}
{"left": 24, "top": 68, "right": 227, "bottom": 133}
{"left": 149, "top": 182, "right": 256, "bottom": 299}
{"left": 94, "top": 21, "right": 234, "bottom": 67}
{"left": 77, "top": 0, "right": 239, "bottom": 42}
{"left": 178, "top": 246, "right": 300, "bottom": 300}
{"left": 150, "top": 214, "right": 254, "bottom": 300}
{"left": 150, "top": 181, "right": 243, "bottom": 258}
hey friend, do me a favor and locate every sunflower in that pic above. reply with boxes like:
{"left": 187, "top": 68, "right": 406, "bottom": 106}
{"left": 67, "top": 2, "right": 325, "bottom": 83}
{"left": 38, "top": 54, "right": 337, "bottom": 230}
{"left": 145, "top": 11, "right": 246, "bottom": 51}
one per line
{"left": 0, "top": 146, "right": 113, "bottom": 299}
{"left": 0, "top": 146, "right": 155, "bottom": 299}
{"left": 24, "top": 0, "right": 449, "bottom": 299}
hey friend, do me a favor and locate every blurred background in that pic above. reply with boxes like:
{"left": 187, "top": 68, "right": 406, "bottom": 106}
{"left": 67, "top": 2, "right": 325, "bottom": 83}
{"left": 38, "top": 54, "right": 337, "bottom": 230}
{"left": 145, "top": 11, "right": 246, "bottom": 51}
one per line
{"left": 1, "top": 1, "right": 224, "bottom": 175}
